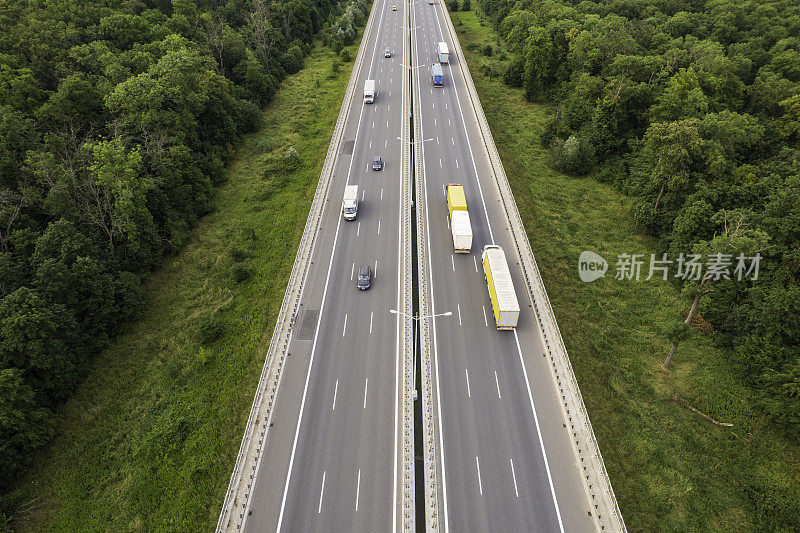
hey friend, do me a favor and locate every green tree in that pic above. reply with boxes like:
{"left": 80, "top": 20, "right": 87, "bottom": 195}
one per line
{"left": 85, "top": 138, "right": 153, "bottom": 254}
{"left": 0, "top": 287, "right": 79, "bottom": 401}
{"left": 522, "top": 26, "right": 553, "bottom": 102}
{"left": 0, "top": 368, "right": 55, "bottom": 490}
{"left": 664, "top": 210, "right": 770, "bottom": 368}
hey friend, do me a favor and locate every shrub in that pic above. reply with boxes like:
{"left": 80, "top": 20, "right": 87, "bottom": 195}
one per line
{"left": 229, "top": 247, "right": 247, "bottom": 263}
{"left": 282, "top": 45, "right": 304, "bottom": 74}
{"left": 503, "top": 57, "right": 524, "bottom": 87}
{"left": 230, "top": 263, "right": 250, "bottom": 283}
{"left": 196, "top": 312, "right": 223, "bottom": 345}
{"left": 549, "top": 134, "right": 597, "bottom": 175}
{"left": 282, "top": 146, "right": 301, "bottom": 171}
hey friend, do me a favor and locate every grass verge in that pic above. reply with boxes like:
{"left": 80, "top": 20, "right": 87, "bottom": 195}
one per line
{"left": 10, "top": 37, "right": 361, "bottom": 531}
{"left": 451, "top": 7, "right": 800, "bottom": 532}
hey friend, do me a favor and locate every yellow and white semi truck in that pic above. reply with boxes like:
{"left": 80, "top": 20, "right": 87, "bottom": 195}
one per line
{"left": 445, "top": 183, "right": 472, "bottom": 253}
{"left": 481, "top": 245, "right": 520, "bottom": 329}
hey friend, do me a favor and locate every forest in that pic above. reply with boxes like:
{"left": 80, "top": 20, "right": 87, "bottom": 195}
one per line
{"left": 472, "top": 0, "right": 800, "bottom": 438}
{"left": 0, "top": 0, "right": 367, "bottom": 514}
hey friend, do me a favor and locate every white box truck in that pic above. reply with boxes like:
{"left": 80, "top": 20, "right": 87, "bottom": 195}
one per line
{"left": 437, "top": 42, "right": 449, "bottom": 63}
{"left": 482, "top": 245, "right": 520, "bottom": 329}
{"left": 364, "top": 79, "right": 375, "bottom": 103}
{"left": 451, "top": 210, "right": 472, "bottom": 253}
{"left": 342, "top": 185, "right": 358, "bottom": 220}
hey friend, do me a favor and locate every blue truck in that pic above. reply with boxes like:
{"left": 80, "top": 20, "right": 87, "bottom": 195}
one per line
{"left": 432, "top": 63, "right": 444, "bottom": 87}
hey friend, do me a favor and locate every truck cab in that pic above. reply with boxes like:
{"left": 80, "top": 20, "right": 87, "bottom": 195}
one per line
{"left": 432, "top": 63, "right": 444, "bottom": 86}
{"left": 342, "top": 184, "right": 359, "bottom": 220}
{"left": 364, "top": 79, "right": 375, "bottom": 104}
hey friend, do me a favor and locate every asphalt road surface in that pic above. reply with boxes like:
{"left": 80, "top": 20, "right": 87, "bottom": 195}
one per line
{"left": 411, "top": 1, "right": 596, "bottom": 531}
{"left": 243, "top": 0, "right": 408, "bottom": 529}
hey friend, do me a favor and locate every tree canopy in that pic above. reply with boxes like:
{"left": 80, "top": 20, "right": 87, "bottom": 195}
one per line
{"left": 0, "top": 0, "right": 356, "bottom": 510}
{"left": 484, "top": 0, "right": 800, "bottom": 444}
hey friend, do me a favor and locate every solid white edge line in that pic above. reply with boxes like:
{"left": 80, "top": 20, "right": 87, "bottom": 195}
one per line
{"left": 414, "top": 1, "right": 450, "bottom": 527}
{"left": 430, "top": 1, "right": 564, "bottom": 529}
{"left": 392, "top": 1, "right": 410, "bottom": 527}
{"left": 275, "top": 0, "right": 388, "bottom": 524}
{"left": 514, "top": 330, "right": 565, "bottom": 532}
{"left": 429, "top": 1, "right": 494, "bottom": 243}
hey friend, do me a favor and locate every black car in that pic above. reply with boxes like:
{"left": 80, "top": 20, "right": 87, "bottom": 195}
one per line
{"left": 372, "top": 156, "right": 383, "bottom": 170}
{"left": 357, "top": 265, "right": 372, "bottom": 290}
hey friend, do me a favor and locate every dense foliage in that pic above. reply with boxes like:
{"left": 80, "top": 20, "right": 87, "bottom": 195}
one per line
{"left": 479, "top": 0, "right": 800, "bottom": 436}
{"left": 0, "top": 0, "right": 365, "bottom": 504}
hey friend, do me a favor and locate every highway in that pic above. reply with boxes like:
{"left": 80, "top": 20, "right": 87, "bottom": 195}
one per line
{"left": 411, "top": 1, "right": 598, "bottom": 531}
{"left": 239, "top": 0, "right": 411, "bottom": 529}
{"left": 220, "top": 0, "right": 623, "bottom": 529}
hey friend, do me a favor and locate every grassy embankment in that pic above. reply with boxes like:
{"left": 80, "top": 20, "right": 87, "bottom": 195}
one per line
{"left": 450, "top": 7, "right": 800, "bottom": 532}
{"left": 11, "top": 36, "right": 362, "bottom": 531}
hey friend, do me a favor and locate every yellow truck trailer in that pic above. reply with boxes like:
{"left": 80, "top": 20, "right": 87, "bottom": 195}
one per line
{"left": 481, "top": 245, "right": 520, "bottom": 330}
{"left": 446, "top": 183, "right": 467, "bottom": 218}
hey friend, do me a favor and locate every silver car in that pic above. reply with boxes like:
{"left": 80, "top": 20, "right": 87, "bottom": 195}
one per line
{"left": 357, "top": 265, "right": 372, "bottom": 290}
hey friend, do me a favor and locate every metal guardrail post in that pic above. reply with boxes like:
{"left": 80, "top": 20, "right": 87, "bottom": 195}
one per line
{"left": 436, "top": 4, "right": 627, "bottom": 532}
{"left": 400, "top": 0, "right": 416, "bottom": 527}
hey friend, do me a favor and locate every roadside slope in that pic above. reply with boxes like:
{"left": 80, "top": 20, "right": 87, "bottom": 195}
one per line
{"left": 451, "top": 8, "right": 800, "bottom": 533}
{"left": 11, "top": 40, "right": 361, "bottom": 532}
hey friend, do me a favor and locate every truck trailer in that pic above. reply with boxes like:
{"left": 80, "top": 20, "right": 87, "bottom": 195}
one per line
{"left": 450, "top": 210, "right": 473, "bottom": 253}
{"left": 482, "top": 245, "right": 520, "bottom": 329}
{"left": 437, "top": 42, "right": 449, "bottom": 63}
{"left": 364, "top": 79, "right": 375, "bottom": 103}
{"left": 342, "top": 184, "right": 359, "bottom": 220}
{"left": 432, "top": 63, "right": 444, "bottom": 86}
{"left": 445, "top": 183, "right": 471, "bottom": 252}
{"left": 446, "top": 183, "right": 467, "bottom": 217}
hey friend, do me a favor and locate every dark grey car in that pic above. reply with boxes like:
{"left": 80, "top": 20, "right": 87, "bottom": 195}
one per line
{"left": 372, "top": 156, "right": 382, "bottom": 170}
{"left": 357, "top": 265, "right": 372, "bottom": 290}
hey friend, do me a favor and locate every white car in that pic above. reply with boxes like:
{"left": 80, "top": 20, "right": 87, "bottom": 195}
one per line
{"left": 384, "top": 49, "right": 391, "bottom": 58}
